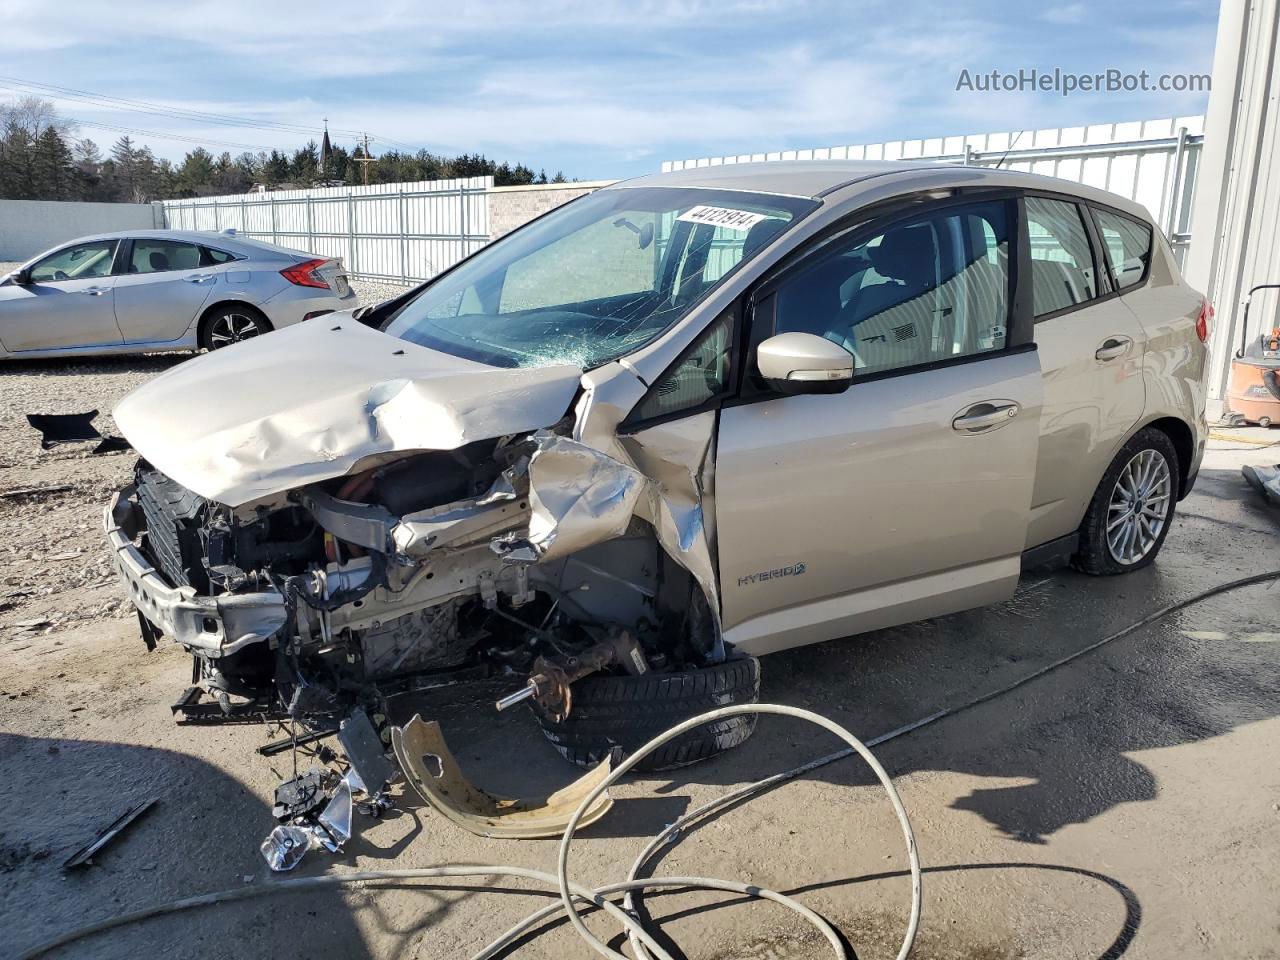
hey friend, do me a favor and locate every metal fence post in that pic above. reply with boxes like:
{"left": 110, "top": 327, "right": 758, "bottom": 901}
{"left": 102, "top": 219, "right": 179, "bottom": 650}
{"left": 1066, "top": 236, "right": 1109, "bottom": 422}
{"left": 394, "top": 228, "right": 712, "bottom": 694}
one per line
{"left": 347, "top": 193, "right": 356, "bottom": 275}
{"left": 1163, "top": 126, "right": 1189, "bottom": 239}
{"left": 305, "top": 195, "right": 313, "bottom": 252}
{"left": 399, "top": 188, "right": 408, "bottom": 283}
{"left": 459, "top": 180, "right": 469, "bottom": 266}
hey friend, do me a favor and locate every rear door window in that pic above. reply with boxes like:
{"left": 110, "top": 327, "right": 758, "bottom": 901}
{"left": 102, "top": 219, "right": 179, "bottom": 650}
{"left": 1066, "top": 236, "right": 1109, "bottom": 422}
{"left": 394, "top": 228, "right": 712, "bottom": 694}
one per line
{"left": 1091, "top": 209, "right": 1153, "bottom": 291}
{"left": 128, "top": 239, "right": 202, "bottom": 274}
{"left": 1025, "top": 197, "right": 1099, "bottom": 318}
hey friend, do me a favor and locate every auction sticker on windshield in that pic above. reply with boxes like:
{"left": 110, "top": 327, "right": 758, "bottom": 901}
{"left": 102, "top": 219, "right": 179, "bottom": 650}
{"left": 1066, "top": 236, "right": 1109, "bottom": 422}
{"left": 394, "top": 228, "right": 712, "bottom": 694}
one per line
{"left": 676, "top": 205, "right": 770, "bottom": 231}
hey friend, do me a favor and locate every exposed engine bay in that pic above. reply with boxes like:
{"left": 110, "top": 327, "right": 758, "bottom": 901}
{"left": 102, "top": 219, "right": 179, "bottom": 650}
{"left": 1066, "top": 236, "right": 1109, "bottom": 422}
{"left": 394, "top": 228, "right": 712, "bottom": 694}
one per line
{"left": 105, "top": 422, "right": 723, "bottom": 755}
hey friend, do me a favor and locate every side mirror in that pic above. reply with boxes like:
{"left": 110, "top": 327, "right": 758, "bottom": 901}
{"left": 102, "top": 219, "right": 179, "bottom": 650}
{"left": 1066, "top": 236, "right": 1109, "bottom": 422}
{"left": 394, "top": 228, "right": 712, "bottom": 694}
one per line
{"left": 756, "top": 332, "right": 853, "bottom": 395}
{"left": 7, "top": 268, "right": 31, "bottom": 286}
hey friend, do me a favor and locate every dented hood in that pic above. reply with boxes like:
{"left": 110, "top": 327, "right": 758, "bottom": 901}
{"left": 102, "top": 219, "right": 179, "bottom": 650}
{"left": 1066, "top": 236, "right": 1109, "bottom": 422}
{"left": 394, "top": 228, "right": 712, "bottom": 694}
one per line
{"left": 113, "top": 319, "right": 582, "bottom": 506}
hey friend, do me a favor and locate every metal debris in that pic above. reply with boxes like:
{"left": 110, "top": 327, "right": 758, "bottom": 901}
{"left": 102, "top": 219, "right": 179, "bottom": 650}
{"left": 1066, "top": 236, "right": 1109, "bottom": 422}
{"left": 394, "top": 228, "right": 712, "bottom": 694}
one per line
{"left": 0, "top": 484, "right": 73, "bottom": 500}
{"left": 336, "top": 710, "right": 394, "bottom": 794}
{"left": 63, "top": 798, "right": 157, "bottom": 869}
{"left": 259, "top": 825, "right": 313, "bottom": 872}
{"left": 262, "top": 765, "right": 375, "bottom": 871}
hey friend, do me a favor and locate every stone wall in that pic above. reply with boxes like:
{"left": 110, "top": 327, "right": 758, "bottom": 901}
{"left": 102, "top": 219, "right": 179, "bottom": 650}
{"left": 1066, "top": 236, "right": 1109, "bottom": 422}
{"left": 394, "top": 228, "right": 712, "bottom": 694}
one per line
{"left": 487, "top": 181, "right": 616, "bottom": 240}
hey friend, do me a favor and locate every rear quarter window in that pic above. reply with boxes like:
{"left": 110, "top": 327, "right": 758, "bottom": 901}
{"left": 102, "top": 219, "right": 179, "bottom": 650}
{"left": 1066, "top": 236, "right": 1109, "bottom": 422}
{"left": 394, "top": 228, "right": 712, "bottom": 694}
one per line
{"left": 1091, "top": 209, "right": 1152, "bottom": 291}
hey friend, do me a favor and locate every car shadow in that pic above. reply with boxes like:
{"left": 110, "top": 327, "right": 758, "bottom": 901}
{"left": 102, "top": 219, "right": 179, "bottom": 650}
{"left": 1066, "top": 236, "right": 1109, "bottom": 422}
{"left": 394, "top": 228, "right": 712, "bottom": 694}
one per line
{"left": 0, "top": 733, "right": 372, "bottom": 960}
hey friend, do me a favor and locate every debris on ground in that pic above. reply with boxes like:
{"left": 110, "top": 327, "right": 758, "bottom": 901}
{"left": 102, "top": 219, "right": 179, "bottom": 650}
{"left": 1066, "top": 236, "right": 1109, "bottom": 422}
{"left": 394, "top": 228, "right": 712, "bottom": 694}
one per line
{"left": 0, "top": 485, "right": 73, "bottom": 501}
{"left": 261, "top": 767, "right": 370, "bottom": 871}
{"left": 63, "top": 798, "right": 158, "bottom": 870}
{"left": 25, "top": 411, "right": 129, "bottom": 455}
{"left": 1242, "top": 463, "right": 1280, "bottom": 506}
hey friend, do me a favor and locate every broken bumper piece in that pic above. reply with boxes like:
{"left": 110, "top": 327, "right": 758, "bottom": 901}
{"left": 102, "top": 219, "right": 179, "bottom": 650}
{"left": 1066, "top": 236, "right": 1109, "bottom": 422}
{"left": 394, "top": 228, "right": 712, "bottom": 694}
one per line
{"left": 104, "top": 491, "right": 287, "bottom": 656}
{"left": 391, "top": 715, "right": 614, "bottom": 838}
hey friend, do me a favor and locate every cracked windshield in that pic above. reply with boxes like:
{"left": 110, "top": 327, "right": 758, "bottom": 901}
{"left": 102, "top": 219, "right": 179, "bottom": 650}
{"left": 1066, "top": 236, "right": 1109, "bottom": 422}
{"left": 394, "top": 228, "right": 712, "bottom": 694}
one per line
{"left": 382, "top": 186, "right": 815, "bottom": 369}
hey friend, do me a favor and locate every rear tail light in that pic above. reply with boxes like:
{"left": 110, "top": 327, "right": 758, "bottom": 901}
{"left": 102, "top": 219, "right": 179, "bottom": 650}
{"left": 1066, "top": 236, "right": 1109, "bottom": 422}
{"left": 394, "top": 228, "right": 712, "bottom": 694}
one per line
{"left": 1196, "top": 300, "right": 1213, "bottom": 343}
{"left": 281, "top": 258, "right": 332, "bottom": 290}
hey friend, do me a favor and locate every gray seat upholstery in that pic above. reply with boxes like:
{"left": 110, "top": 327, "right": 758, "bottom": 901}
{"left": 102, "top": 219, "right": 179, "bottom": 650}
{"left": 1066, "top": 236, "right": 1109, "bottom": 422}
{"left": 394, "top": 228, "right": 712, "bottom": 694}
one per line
{"left": 148, "top": 250, "right": 170, "bottom": 272}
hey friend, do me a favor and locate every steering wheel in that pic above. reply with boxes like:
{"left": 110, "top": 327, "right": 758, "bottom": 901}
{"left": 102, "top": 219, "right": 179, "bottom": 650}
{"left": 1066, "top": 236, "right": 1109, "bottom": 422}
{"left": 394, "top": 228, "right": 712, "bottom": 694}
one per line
{"left": 53, "top": 270, "right": 69, "bottom": 281}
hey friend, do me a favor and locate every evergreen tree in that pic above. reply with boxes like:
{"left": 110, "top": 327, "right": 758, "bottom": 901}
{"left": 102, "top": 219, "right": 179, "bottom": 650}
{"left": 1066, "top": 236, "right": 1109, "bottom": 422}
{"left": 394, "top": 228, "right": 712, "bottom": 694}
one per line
{"left": 0, "top": 122, "right": 36, "bottom": 198}
{"left": 263, "top": 149, "right": 290, "bottom": 185}
{"left": 32, "top": 127, "right": 75, "bottom": 200}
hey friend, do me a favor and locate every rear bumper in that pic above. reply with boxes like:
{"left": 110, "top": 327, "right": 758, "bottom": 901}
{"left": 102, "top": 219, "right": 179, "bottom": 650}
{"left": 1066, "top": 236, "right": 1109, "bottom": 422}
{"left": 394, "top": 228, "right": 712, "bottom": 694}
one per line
{"left": 260, "top": 285, "right": 358, "bottom": 330}
{"left": 104, "top": 488, "right": 287, "bottom": 657}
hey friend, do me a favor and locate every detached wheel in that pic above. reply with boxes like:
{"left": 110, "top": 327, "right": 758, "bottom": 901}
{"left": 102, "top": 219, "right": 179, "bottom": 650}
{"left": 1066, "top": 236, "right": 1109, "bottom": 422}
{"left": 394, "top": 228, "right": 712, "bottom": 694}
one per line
{"left": 1073, "top": 427, "right": 1179, "bottom": 576}
{"left": 201, "top": 305, "right": 271, "bottom": 350}
{"left": 537, "top": 657, "right": 761, "bottom": 772}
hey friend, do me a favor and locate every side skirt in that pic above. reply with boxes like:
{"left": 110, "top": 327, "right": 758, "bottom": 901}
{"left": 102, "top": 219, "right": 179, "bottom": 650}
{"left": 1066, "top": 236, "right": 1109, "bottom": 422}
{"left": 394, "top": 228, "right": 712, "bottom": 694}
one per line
{"left": 1020, "top": 532, "right": 1080, "bottom": 574}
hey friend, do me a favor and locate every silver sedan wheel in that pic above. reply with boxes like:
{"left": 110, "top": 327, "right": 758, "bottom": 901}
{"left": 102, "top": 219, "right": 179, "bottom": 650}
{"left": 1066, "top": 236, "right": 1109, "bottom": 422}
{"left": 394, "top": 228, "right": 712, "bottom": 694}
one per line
{"left": 208, "top": 312, "right": 264, "bottom": 348}
{"left": 1106, "top": 448, "right": 1172, "bottom": 565}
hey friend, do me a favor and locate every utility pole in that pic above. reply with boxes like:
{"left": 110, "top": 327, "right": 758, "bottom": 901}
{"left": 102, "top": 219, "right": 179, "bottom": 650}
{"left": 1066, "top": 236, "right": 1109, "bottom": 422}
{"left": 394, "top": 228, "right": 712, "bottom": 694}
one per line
{"left": 353, "top": 133, "right": 375, "bottom": 185}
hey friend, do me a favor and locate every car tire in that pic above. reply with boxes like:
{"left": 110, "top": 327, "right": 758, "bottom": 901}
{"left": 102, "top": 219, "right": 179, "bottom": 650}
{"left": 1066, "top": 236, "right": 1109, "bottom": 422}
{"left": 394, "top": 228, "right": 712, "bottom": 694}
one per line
{"left": 1073, "top": 427, "right": 1180, "bottom": 576}
{"left": 536, "top": 656, "right": 761, "bottom": 772}
{"left": 200, "top": 305, "right": 272, "bottom": 350}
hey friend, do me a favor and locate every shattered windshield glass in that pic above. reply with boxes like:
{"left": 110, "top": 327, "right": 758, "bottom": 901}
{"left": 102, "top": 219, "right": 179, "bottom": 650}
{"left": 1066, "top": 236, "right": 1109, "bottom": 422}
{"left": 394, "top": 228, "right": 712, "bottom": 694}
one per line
{"left": 382, "top": 187, "right": 816, "bottom": 369}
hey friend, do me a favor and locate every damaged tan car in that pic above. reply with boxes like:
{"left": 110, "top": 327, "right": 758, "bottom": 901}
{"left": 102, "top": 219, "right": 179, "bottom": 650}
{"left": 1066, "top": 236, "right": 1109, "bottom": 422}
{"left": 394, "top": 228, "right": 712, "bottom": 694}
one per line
{"left": 105, "top": 161, "right": 1207, "bottom": 805}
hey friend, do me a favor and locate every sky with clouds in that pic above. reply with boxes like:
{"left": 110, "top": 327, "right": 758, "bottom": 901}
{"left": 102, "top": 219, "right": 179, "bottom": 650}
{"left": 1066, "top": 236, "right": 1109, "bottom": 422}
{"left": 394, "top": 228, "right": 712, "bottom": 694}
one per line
{"left": 0, "top": 0, "right": 1219, "bottom": 179}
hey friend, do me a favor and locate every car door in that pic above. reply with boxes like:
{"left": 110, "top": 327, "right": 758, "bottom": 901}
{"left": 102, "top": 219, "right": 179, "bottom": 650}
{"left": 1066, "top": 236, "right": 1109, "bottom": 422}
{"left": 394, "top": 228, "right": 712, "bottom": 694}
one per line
{"left": 712, "top": 196, "right": 1044, "bottom": 656}
{"left": 0, "top": 239, "right": 123, "bottom": 351}
{"left": 1021, "top": 195, "right": 1146, "bottom": 549}
{"left": 112, "top": 238, "right": 220, "bottom": 343}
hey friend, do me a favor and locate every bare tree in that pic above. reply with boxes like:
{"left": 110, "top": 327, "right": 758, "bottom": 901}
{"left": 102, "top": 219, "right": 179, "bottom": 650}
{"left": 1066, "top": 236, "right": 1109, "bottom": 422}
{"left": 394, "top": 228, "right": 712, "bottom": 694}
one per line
{"left": 0, "top": 95, "right": 74, "bottom": 139}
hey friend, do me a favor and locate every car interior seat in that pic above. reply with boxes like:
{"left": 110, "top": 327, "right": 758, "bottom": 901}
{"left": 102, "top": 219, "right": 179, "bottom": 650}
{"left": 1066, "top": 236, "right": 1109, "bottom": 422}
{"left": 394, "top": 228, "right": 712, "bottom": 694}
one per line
{"left": 838, "top": 224, "right": 940, "bottom": 372}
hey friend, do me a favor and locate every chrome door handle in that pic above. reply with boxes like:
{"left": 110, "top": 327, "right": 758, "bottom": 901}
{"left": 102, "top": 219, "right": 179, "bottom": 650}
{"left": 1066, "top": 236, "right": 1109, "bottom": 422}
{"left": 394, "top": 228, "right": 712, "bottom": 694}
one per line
{"left": 185, "top": 274, "right": 216, "bottom": 283}
{"left": 80, "top": 287, "right": 109, "bottom": 296}
{"left": 1095, "top": 336, "right": 1132, "bottom": 361}
{"left": 952, "top": 401, "right": 1020, "bottom": 432}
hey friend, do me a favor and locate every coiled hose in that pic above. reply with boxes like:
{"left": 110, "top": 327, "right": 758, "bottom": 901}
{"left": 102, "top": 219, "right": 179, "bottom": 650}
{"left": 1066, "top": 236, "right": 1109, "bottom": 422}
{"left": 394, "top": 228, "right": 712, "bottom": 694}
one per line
{"left": 19, "top": 569, "right": 1280, "bottom": 960}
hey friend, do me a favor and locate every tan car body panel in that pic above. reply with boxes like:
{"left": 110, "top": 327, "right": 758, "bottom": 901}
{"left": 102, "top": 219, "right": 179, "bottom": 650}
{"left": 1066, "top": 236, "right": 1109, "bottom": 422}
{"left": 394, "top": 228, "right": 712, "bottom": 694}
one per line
{"left": 1025, "top": 295, "right": 1147, "bottom": 547}
{"left": 716, "top": 349, "right": 1044, "bottom": 655}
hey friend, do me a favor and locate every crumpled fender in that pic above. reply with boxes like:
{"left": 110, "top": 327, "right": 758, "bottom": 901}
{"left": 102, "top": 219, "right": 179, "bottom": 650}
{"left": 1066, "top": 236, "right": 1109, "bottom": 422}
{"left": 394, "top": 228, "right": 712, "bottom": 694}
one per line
{"left": 390, "top": 715, "right": 614, "bottom": 838}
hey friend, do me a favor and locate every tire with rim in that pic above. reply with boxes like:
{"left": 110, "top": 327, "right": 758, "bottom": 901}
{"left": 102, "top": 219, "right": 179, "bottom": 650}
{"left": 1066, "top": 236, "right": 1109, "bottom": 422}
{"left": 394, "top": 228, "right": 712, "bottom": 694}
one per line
{"left": 536, "top": 656, "right": 761, "bottom": 772}
{"left": 200, "top": 304, "right": 271, "bottom": 350}
{"left": 1073, "top": 427, "right": 1180, "bottom": 576}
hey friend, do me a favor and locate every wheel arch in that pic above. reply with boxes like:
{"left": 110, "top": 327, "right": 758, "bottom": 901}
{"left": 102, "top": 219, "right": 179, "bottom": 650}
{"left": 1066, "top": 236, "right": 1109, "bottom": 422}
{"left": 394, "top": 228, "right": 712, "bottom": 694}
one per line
{"left": 1138, "top": 415, "right": 1194, "bottom": 499}
{"left": 196, "top": 300, "right": 273, "bottom": 349}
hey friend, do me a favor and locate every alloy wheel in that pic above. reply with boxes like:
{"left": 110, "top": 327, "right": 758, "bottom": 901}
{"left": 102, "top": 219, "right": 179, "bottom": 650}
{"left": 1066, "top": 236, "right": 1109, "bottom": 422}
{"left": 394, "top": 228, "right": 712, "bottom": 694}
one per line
{"left": 1106, "top": 448, "right": 1172, "bottom": 565}
{"left": 208, "top": 312, "right": 263, "bottom": 348}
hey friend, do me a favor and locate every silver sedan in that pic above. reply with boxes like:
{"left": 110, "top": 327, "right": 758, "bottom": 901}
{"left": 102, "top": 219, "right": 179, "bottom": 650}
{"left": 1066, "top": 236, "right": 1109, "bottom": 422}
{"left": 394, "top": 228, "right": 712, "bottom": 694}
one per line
{"left": 0, "top": 229, "right": 355, "bottom": 359}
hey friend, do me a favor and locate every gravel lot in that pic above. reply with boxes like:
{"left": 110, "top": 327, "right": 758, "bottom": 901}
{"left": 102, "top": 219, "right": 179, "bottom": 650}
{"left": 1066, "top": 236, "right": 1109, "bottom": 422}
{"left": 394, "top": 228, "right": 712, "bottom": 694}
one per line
{"left": 0, "top": 266, "right": 411, "bottom": 642}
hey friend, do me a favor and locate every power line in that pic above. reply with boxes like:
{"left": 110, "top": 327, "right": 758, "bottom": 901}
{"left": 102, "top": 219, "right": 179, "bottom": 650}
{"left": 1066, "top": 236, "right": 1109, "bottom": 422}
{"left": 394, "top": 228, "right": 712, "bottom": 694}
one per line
{"left": 61, "top": 117, "right": 273, "bottom": 151}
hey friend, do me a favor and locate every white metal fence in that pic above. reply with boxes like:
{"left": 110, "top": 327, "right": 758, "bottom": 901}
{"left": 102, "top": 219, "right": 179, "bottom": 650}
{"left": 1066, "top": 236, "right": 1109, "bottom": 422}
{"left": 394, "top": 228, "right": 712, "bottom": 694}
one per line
{"left": 663, "top": 117, "right": 1204, "bottom": 265}
{"left": 162, "top": 177, "right": 492, "bottom": 284}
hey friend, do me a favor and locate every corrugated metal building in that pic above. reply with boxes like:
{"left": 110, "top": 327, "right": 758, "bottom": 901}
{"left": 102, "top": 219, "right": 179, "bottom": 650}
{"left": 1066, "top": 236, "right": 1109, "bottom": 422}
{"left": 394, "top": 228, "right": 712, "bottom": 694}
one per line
{"left": 1184, "top": 0, "right": 1280, "bottom": 404}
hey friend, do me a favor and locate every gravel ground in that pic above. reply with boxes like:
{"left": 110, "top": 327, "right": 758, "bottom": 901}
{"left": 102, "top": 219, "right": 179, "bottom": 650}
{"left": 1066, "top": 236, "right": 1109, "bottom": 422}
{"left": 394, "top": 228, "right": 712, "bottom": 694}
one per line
{"left": 0, "top": 265, "right": 411, "bottom": 642}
